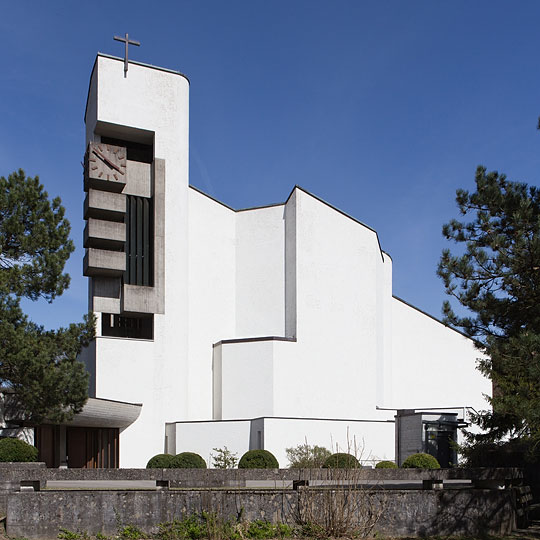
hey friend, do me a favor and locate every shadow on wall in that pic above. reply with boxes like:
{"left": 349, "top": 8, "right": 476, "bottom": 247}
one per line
{"left": 419, "top": 490, "right": 515, "bottom": 537}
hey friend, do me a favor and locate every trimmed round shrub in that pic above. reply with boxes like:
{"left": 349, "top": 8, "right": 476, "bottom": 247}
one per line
{"left": 172, "top": 452, "right": 207, "bottom": 469}
{"left": 323, "top": 452, "right": 360, "bottom": 469}
{"left": 146, "top": 453, "right": 175, "bottom": 468}
{"left": 0, "top": 438, "right": 38, "bottom": 462}
{"left": 401, "top": 453, "right": 440, "bottom": 469}
{"left": 375, "top": 460, "right": 398, "bottom": 469}
{"left": 238, "top": 449, "right": 279, "bottom": 469}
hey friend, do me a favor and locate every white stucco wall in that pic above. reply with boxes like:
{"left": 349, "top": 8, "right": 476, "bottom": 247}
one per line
{"left": 389, "top": 296, "right": 491, "bottom": 411}
{"left": 92, "top": 335, "right": 159, "bottom": 466}
{"left": 172, "top": 420, "right": 252, "bottom": 466}
{"left": 216, "top": 340, "right": 277, "bottom": 419}
{"left": 169, "top": 417, "right": 395, "bottom": 469}
{"left": 187, "top": 189, "right": 236, "bottom": 419}
{"left": 269, "top": 189, "right": 393, "bottom": 420}
{"left": 263, "top": 417, "right": 395, "bottom": 467}
{"left": 214, "top": 189, "right": 395, "bottom": 425}
{"left": 235, "top": 206, "right": 286, "bottom": 337}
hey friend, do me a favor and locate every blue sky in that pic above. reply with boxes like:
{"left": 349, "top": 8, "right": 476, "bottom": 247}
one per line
{"left": 1, "top": 1, "right": 539, "bottom": 330}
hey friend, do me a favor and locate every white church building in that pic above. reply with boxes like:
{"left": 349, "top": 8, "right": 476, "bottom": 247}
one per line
{"left": 34, "top": 54, "right": 490, "bottom": 469}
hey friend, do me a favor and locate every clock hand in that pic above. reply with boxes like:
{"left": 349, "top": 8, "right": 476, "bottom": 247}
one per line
{"left": 92, "top": 149, "right": 125, "bottom": 175}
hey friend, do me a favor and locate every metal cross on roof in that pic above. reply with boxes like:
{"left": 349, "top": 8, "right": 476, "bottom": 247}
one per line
{"left": 113, "top": 33, "right": 141, "bottom": 77}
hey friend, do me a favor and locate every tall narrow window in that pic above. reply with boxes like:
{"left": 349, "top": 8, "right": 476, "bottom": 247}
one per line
{"left": 125, "top": 195, "right": 153, "bottom": 286}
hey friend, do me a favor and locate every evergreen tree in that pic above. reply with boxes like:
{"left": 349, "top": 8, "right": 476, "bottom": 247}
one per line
{"left": 0, "top": 170, "right": 94, "bottom": 423}
{"left": 437, "top": 166, "right": 540, "bottom": 444}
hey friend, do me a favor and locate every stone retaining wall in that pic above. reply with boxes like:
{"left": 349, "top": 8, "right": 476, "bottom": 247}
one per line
{"left": 0, "top": 464, "right": 523, "bottom": 484}
{"left": 6, "top": 487, "right": 516, "bottom": 539}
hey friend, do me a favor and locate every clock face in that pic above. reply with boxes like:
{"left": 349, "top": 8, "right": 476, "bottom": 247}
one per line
{"left": 85, "top": 142, "right": 127, "bottom": 192}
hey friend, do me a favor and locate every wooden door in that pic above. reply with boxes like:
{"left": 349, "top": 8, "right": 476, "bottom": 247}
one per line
{"left": 35, "top": 425, "right": 58, "bottom": 468}
{"left": 66, "top": 427, "right": 119, "bottom": 468}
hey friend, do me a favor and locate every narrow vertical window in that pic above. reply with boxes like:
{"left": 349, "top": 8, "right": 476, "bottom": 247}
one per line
{"left": 125, "top": 195, "right": 153, "bottom": 286}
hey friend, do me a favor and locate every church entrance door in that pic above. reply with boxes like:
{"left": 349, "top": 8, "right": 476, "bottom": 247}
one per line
{"left": 66, "top": 427, "right": 119, "bottom": 468}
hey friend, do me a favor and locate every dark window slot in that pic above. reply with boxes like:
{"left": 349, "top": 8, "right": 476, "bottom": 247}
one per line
{"left": 125, "top": 195, "right": 153, "bottom": 287}
{"left": 100, "top": 136, "right": 153, "bottom": 163}
{"left": 102, "top": 314, "right": 153, "bottom": 340}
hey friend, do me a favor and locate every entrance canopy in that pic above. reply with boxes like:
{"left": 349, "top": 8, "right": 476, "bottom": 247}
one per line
{"left": 35, "top": 398, "right": 142, "bottom": 468}
{"left": 67, "top": 397, "right": 142, "bottom": 429}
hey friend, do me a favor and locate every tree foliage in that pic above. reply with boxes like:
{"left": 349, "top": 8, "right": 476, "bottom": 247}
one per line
{"left": 285, "top": 443, "right": 331, "bottom": 468}
{"left": 211, "top": 446, "right": 238, "bottom": 469}
{"left": 438, "top": 166, "right": 540, "bottom": 444}
{"left": 0, "top": 170, "right": 94, "bottom": 424}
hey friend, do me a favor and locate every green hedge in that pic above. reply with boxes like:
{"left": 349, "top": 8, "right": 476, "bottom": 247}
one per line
{"left": 238, "top": 449, "right": 279, "bottom": 469}
{"left": 375, "top": 460, "right": 397, "bottom": 469}
{"left": 146, "top": 454, "right": 175, "bottom": 468}
{"left": 322, "top": 453, "right": 360, "bottom": 469}
{"left": 147, "top": 452, "right": 207, "bottom": 468}
{"left": 172, "top": 452, "right": 206, "bottom": 468}
{"left": 401, "top": 453, "right": 440, "bottom": 469}
{"left": 0, "top": 438, "right": 38, "bottom": 462}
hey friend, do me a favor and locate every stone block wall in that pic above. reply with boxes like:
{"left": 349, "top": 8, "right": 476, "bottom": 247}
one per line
{"left": 6, "top": 488, "right": 516, "bottom": 539}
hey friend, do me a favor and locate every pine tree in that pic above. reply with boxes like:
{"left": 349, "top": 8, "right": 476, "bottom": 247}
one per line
{"left": 0, "top": 169, "right": 94, "bottom": 423}
{"left": 437, "top": 166, "right": 540, "bottom": 444}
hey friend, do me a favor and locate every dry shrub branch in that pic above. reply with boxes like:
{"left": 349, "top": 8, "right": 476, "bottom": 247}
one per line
{"left": 294, "top": 434, "right": 388, "bottom": 538}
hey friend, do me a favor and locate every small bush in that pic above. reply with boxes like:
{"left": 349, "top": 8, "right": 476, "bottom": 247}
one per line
{"left": 156, "top": 516, "right": 206, "bottom": 540}
{"left": 246, "top": 520, "right": 293, "bottom": 539}
{"left": 238, "top": 449, "right": 279, "bottom": 469}
{"left": 118, "top": 525, "right": 145, "bottom": 540}
{"left": 322, "top": 452, "right": 360, "bottom": 469}
{"left": 375, "top": 460, "right": 397, "bottom": 469}
{"left": 155, "top": 516, "right": 293, "bottom": 540}
{"left": 146, "top": 453, "right": 175, "bottom": 469}
{"left": 401, "top": 452, "right": 440, "bottom": 469}
{"left": 57, "top": 528, "right": 88, "bottom": 540}
{"left": 172, "top": 452, "right": 207, "bottom": 469}
{"left": 286, "top": 443, "right": 332, "bottom": 468}
{"left": 0, "top": 438, "right": 38, "bottom": 462}
{"left": 211, "top": 446, "right": 238, "bottom": 469}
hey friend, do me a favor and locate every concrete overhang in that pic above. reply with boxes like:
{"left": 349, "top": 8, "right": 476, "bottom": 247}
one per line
{"left": 67, "top": 397, "right": 142, "bottom": 429}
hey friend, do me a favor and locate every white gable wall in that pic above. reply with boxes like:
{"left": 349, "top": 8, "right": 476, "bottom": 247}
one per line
{"left": 390, "top": 297, "right": 491, "bottom": 411}
{"left": 280, "top": 189, "right": 393, "bottom": 419}
{"left": 213, "top": 189, "right": 396, "bottom": 431}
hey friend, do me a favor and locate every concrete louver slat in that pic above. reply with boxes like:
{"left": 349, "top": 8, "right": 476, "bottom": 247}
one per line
{"left": 84, "top": 218, "right": 126, "bottom": 250}
{"left": 83, "top": 248, "right": 126, "bottom": 277}
{"left": 84, "top": 189, "right": 126, "bottom": 222}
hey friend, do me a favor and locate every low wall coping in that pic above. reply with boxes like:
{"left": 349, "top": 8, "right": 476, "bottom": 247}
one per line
{"left": 0, "top": 465, "right": 523, "bottom": 484}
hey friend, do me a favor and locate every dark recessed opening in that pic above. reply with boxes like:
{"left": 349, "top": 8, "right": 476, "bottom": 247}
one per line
{"left": 101, "top": 136, "right": 153, "bottom": 163}
{"left": 102, "top": 314, "right": 153, "bottom": 340}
